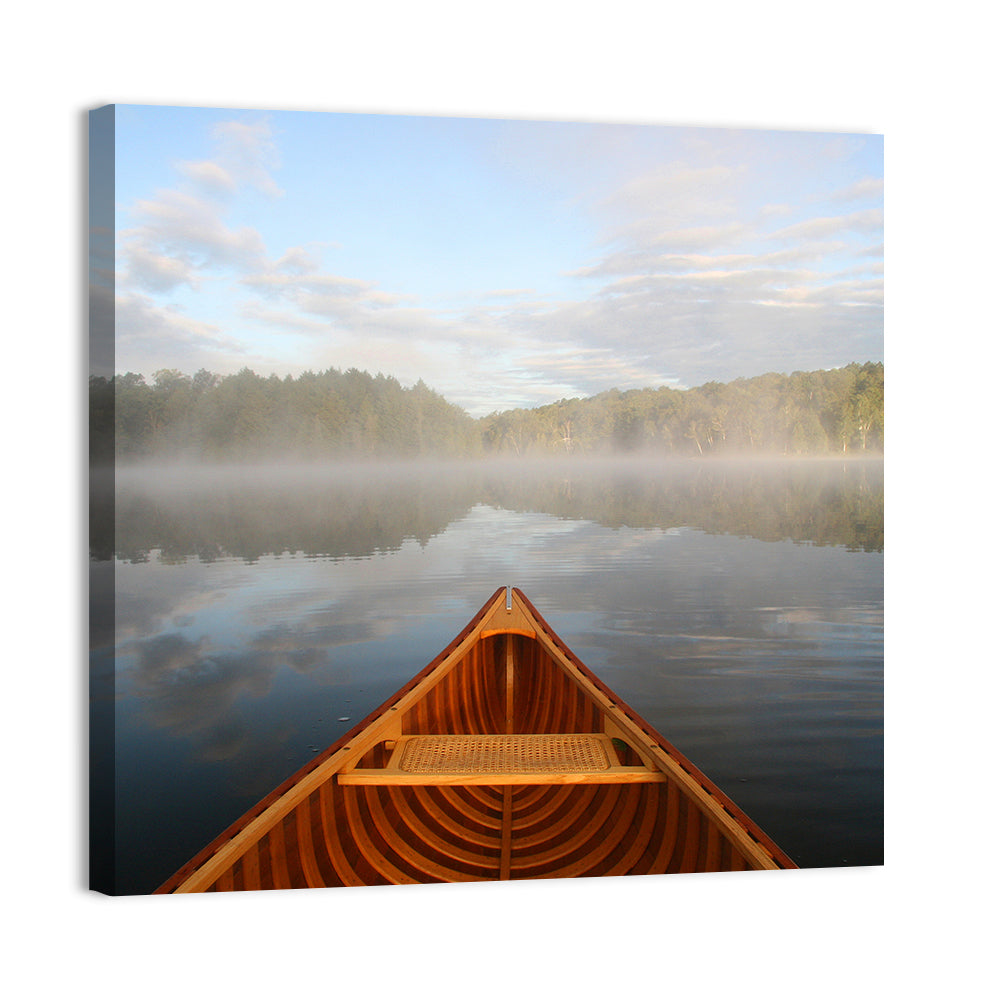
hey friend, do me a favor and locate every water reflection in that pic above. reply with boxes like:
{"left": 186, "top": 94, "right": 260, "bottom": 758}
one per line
{"left": 101, "top": 457, "right": 882, "bottom": 563}
{"left": 95, "top": 458, "right": 883, "bottom": 893}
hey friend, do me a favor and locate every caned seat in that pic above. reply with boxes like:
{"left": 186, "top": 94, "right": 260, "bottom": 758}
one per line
{"left": 398, "top": 734, "right": 612, "bottom": 773}
{"left": 337, "top": 733, "right": 666, "bottom": 785}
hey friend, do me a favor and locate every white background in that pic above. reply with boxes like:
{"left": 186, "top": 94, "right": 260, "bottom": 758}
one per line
{"left": 3, "top": 2, "right": 995, "bottom": 997}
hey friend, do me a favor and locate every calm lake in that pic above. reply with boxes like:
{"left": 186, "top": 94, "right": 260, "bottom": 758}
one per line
{"left": 90, "top": 456, "right": 883, "bottom": 895}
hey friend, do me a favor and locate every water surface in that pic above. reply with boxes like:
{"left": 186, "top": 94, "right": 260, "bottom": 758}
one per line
{"left": 91, "top": 457, "right": 883, "bottom": 893}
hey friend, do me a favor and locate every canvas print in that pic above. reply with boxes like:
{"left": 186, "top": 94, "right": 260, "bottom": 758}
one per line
{"left": 89, "top": 105, "right": 883, "bottom": 895}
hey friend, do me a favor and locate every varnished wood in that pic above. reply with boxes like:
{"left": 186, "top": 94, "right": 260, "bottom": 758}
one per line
{"left": 338, "top": 768, "right": 667, "bottom": 785}
{"left": 156, "top": 587, "right": 797, "bottom": 893}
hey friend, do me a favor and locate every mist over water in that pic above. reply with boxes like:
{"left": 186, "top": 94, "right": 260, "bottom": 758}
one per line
{"left": 102, "top": 454, "right": 883, "bottom": 560}
{"left": 92, "top": 456, "right": 883, "bottom": 893}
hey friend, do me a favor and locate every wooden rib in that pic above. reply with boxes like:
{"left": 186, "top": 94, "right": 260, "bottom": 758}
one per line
{"left": 341, "top": 786, "right": 422, "bottom": 884}
{"left": 450, "top": 658, "right": 475, "bottom": 735}
{"left": 279, "top": 812, "right": 306, "bottom": 888}
{"left": 508, "top": 781, "right": 564, "bottom": 815}
{"left": 212, "top": 867, "right": 234, "bottom": 892}
{"left": 319, "top": 780, "right": 366, "bottom": 887}
{"left": 642, "top": 779, "right": 682, "bottom": 874}
{"left": 241, "top": 842, "right": 261, "bottom": 891}
{"left": 294, "top": 798, "right": 326, "bottom": 888}
{"left": 598, "top": 784, "right": 662, "bottom": 877}
{"left": 677, "top": 801, "right": 704, "bottom": 873}
{"left": 530, "top": 785, "right": 645, "bottom": 880}
{"left": 505, "top": 634, "right": 515, "bottom": 735}
{"left": 430, "top": 786, "right": 502, "bottom": 836}
{"left": 703, "top": 821, "right": 723, "bottom": 871}
{"left": 510, "top": 785, "right": 622, "bottom": 873}
{"left": 304, "top": 790, "right": 338, "bottom": 886}
{"left": 509, "top": 784, "right": 581, "bottom": 831}
{"left": 459, "top": 783, "right": 505, "bottom": 814}
{"left": 499, "top": 786, "right": 512, "bottom": 880}
{"left": 266, "top": 818, "right": 291, "bottom": 890}
{"left": 398, "top": 788, "right": 501, "bottom": 851}
{"left": 580, "top": 786, "right": 651, "bottom": 877}
{"left": 467, "top": 647, "right": 487, "bottom": 733}
{"left": 448, "top": 788, "right": 504, "bottom": 831}
{"left": 385, "top": 787, "right": 499, "bottom": 875}
{"left": 509, "top": 787, "right": 601, "bottom": 849}
{"left": 362, "top": 786, "right": 485, "bottom": 882}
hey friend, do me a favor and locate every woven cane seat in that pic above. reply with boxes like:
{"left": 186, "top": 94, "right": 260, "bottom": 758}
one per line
{"left": 397, "top": 734, "right": 612, "bottom": 774}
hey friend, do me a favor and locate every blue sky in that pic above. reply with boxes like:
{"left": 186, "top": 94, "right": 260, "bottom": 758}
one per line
{"left": 111, "top": 105, "right": 882, "bottom": 416}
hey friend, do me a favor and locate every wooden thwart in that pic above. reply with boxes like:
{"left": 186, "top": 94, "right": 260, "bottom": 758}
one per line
{"left": 337, "top": 733, "right": 667, "bottom": 786}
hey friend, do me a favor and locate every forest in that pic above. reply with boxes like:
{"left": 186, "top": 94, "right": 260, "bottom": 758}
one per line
{"left": 89, "top": 361, "right": 883, "bottom": 463}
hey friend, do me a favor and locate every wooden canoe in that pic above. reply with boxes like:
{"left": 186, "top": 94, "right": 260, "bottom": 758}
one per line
{"left": 156, "top": 587, "right": 796, "bottom": 892}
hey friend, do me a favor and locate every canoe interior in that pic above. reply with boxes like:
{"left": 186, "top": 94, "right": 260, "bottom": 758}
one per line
{"left": 157, "top": 588, "right": 795, "bottom": 892}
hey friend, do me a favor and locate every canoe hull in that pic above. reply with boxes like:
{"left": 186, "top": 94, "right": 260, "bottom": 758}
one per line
{"left": 157, "top": 588, "right": 795, "bottom": 892}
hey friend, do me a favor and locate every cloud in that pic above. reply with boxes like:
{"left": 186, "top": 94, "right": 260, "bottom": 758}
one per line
{"left": 482, "top": 262, "right": 882, "bottom": 402}
{"left": 533, "top": 146, "right": 883, "bottom": 402}
{"left": 496, "top": 344, "right": 684, "bottom": 404}
{"left": 117, "top": 117, "right": 282, "bottom": 298}
{"left": 243, "top": 271, "right": 370, "bottom": 297}
{"left": 830, "top": 177, "right": 883, "bottom": 202}
{"left": 600, "top": 163, "right": 739, "bottom": 226}
{"left": 171, "top": 120, "right": 281, "bottom": 199}
{"left": 470, "top": 287, "right": 537, "bottom": 301}
{"left": 239, "top": 265, "right": 475, "bottom": 349}
{"left": 124, "top": 189, "right": 268, "bottom": 273}
{"left": 176, "top": 159, "right": 236, "bottom": 196}
{"left": 274, "top": 245, "right": 322, "bottom": 274}
{"left": 766, "top": 208, "right": 884, "bottom": 242}
{"left": 123, "top": 243, "right": 201, "bottom": 293}
{"left": 571, "top": 241, "right": 849, "bottom": 281}
{"left": 210, "top": 120, "right": 283, "bottom": 197}
{"left": 114, "top": 291, "right": 247, "bottom": 373}
{"left": 572, "top": 158, "right": 750, "bottom": 271}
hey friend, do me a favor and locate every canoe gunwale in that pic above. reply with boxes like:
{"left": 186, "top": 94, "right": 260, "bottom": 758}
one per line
{"left": 154, "top": 586, "right": 796, "bottom": 894}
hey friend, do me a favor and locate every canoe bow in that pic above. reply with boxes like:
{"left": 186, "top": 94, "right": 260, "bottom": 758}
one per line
{"left": 155, "top": 586, "right": 796, "bottom": 892}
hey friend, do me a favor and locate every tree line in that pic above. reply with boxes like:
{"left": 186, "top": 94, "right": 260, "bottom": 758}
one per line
{"left": 89, "top": 361, "right": 883, "bottom": 463}
{"left": 481, "top": 362, "right": 883, "bottom": 457}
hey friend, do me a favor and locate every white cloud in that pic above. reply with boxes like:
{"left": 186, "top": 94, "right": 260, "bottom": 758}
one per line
{"left": 114, "top": 292, "right": 245, "bottom": 373}
{"left": 123, "top": 243, "right": 200, "bottom": 293}
{"left": 242, "top": 272, "right": 378, "bottom": 299}
{"left": 274, "top": 246, "right": 322, "bottom": 274}
{"left": 117, "top": 117, "right": 283, "bottom": 300}
{"left": 571, "top": 241, "right": 848, "bottom": 280}
{"left": 208, "top": 119, "right": 283, "bottom": 197}
{"left": 766, "top": 208, "right": 883, "bottom": 242}
{"left": 237, "top": 301, "right": 330, "bottom": 336}
{"left": 830, "top": 177, "right": 883, "bottom": 202}
{"left": 176, "top": 159, "right": 236, "bottom": 196}
{"left": 600, "top": 163, "right": 738, "bottom": 224}
{"left": 123, "top": 189, "right": 268, "bottom": 273}
{"left": 585, "top": 160, "right": 749, "bottom": 261}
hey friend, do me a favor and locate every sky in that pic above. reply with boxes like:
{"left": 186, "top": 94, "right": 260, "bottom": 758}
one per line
{"left": 106, "top": 105, "right": 882, "bottom": 417}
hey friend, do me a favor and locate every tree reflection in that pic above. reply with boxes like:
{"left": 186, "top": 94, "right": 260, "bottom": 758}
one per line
{"left": 99, "top": 458, "right": 883, "bottom": 563}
